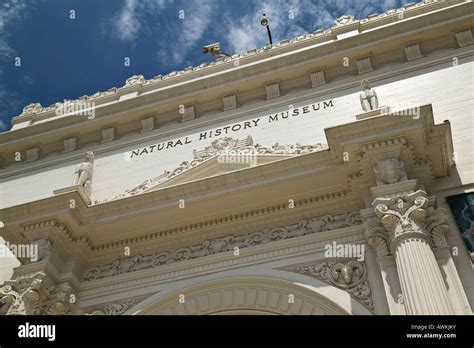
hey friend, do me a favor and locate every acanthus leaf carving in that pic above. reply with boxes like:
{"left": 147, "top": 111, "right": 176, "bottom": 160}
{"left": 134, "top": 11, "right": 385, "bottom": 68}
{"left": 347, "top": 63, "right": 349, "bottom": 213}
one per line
{"left": 364, "top": 217, "right": 390, "bottom": 257}
{"left": 423, "top": 208, "right": 450, "bottom": 248}
{"left": 0, "top": 272, "right": 76, "bottom": 315}
{"left": 370, "top": 190, "right": 451, "bottom": 251}
{"left": 373, "top": 191, "right": 429, "bottom": 247}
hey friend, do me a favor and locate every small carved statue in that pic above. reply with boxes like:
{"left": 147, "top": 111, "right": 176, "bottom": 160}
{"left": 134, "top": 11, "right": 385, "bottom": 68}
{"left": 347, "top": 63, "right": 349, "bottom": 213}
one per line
{"left": 359, "top": 79, "right": 379, "bottom": 112}
{"left": 72, "top": 151, "right": 94, "bottom": 195}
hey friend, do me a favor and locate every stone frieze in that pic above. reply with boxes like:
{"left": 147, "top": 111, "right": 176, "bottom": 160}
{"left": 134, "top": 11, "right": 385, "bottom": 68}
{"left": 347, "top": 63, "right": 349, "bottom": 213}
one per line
{"left": 82, "top": 211, "right": 361, "bottom": 281}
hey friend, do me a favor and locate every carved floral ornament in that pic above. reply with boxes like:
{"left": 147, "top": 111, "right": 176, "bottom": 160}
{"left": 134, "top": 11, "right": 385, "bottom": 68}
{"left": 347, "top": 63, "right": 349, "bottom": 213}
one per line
{"left": 0, "top": 272, "right": 76, "bottom": 315}
{"left": 82, "top": 211, "right": 362, "bottom": 281}
{"left": 101, "top": 136, "right": 328, "bottom": 203}
{"left": 365, "top": 190, "right": 450, "bottom": 257}
{"left": 284, "top": 259, "right": 373, "bottom": 311}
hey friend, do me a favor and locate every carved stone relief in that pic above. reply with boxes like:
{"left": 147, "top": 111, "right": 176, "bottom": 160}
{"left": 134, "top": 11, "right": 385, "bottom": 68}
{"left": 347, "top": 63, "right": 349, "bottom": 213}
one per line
{"left": 85, "top": 298, "right": 146, "bottom": 315}
{"left": 373, "top": 157, "right": 407, "bottom": 185}
{"left": 21, "top": 103, "right": 43, "bottom": 115}
{"left": 365, "top": 190, "right": 451, "bottom": 255}
{"left": 333, "top": 15, "right": 356, "bottom": 27}
{"left": 82, "top": 211, "right": 362, "bottom": 281}
{"left": 124, "top": 75, "right": 145, "bottom": 87}
{"left": 282, "top": 259, "right": 374, "bottom": 311}
{"left": 0, "top": 272, "right": 76, "bottom": 315}
{"left": 101, "top": 136, "right": 328, "bottom": 203}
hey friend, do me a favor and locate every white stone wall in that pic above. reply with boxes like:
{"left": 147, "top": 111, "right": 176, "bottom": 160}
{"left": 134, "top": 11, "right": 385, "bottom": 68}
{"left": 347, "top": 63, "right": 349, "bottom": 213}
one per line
{"left": 0, "top": 238, "right": 20, "bottom": 285}
{"left": 1, "top": 58, "right": 473, "bottom": 208}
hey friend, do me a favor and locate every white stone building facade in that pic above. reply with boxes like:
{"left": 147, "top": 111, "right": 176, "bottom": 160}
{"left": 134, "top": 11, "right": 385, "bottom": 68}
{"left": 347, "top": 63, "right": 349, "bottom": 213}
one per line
{"left": 0, "top": 0, "right": 473, "bottom": 315}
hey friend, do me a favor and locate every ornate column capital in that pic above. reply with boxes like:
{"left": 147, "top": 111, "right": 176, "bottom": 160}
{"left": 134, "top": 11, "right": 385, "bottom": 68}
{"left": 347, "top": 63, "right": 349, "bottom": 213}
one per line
{"left": 373, "top": 190, "right": 429, "bottom": 248}
{"left": 367, "top": 190, "right": 451, "bottom": 254}
{"left": 0, "top": 272, "right": 76, "bottom": 315}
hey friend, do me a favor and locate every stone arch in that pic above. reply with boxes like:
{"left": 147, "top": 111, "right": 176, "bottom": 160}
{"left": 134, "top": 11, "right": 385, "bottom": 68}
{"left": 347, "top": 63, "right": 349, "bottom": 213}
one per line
{"left": 126, "top": 276, "right": 358, "bottom": 315}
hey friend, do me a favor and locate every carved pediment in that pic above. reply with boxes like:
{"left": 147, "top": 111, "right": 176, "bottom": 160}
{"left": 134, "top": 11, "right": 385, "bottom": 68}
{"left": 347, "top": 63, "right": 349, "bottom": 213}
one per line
{"left": 102, "top": 136, "right": 328, "bottom": 202}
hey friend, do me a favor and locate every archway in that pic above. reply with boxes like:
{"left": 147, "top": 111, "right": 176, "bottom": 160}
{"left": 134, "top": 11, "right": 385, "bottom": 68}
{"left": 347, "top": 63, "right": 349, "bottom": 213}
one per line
{"left": 126, "top": 276, "right": 361, "bottom": 315}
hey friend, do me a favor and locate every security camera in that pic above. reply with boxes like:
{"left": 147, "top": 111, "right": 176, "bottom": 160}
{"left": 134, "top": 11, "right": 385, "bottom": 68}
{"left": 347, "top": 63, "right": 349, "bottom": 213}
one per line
{"left": 202, "top": 42, "right": 221, "bottom": 56}
{"left": 260, "top": 14, "right": 269, "bottom": 27}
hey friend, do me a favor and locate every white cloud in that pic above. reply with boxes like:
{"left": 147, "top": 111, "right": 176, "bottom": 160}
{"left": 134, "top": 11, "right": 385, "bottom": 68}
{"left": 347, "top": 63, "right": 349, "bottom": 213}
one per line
{"left": 112, "top": 0, "right": 173, "bottom": 41}
{"left": 222, "top": 0, "right": 319, "bottom": 54}
{"left": 110, "top": 0, "right": 409, "bottom": 66}
{"left": 0, "top": 0, "right": 26, "bottom": 60}
{"left": 157, "top": 0, "right": 216, "bottom": 64}
{"left": 112, "top": 0, "right": 217, "bottom": 66}
{"left": 222, "top": 0, "right": 408, "bottom": 54}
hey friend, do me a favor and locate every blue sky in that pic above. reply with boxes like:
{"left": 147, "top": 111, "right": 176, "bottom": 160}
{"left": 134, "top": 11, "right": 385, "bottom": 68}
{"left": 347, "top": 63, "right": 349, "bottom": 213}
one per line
{"left": 0, "top": 0, "right": 411, "bottom": 131}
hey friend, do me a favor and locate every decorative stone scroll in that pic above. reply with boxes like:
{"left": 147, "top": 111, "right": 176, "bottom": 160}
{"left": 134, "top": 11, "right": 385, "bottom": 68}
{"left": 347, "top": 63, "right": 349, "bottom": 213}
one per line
{"left": 82, "top": 211, "right": 361, "bottom": 281}
{"left": 105, "top": 136, "right": 328, "bottom": 202}
{"left": 85, "top": 298, "right": 145, "bottom": 315}
{"left": 283, "top": 259, "right": 374, "bottom": 310}
{"left": 21, "top": 103, "right": 43, "bottom": 115}
{"left": 365, "top": 192, "right": 451, "bottom": 256}
{"left": 0, "top": 272, "right": 76, "bottom": 315}
{"left": 124, "top": 75, "right": 145, "bottom": 87}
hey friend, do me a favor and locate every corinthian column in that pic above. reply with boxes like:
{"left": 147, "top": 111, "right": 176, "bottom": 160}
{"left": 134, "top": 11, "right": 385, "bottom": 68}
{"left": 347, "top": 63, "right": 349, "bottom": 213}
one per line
{"left": 373, "top": 190, "right": 453, "bottom": 314}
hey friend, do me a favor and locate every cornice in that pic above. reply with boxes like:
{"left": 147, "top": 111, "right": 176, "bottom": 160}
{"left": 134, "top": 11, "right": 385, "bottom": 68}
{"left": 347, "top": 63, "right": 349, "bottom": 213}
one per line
{"left": 8, "top": 184, "right": 356, "bottom": 253}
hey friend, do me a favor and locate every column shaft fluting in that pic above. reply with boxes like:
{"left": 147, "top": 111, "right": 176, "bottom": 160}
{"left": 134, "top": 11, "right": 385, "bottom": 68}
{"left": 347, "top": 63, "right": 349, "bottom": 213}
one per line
{"left": 395, "top": 237, "right": 453, "bottom": 314}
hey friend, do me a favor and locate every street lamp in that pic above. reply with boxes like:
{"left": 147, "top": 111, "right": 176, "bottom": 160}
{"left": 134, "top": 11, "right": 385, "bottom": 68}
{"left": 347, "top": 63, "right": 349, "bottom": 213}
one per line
{"left": 260, "top": 14, "right": 272, "bottom": 45}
